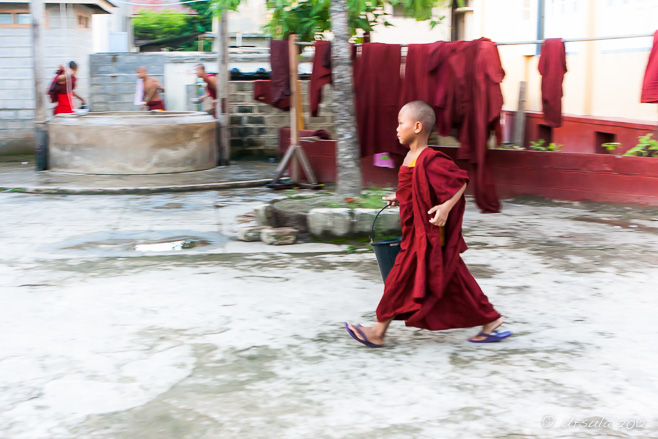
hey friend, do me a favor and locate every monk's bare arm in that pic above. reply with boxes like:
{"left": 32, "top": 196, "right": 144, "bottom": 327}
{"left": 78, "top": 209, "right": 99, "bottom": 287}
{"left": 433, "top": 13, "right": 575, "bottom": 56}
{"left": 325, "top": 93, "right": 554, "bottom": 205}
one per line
{"left": 428, "top": 183, "right": 467, "bottom": 227}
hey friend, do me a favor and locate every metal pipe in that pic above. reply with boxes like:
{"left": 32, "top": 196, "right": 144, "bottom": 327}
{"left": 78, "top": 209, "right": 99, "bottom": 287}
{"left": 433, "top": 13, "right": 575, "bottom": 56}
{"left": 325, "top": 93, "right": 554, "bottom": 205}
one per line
{"left": 294, "top": 33, "right": 654, "bottom": 47}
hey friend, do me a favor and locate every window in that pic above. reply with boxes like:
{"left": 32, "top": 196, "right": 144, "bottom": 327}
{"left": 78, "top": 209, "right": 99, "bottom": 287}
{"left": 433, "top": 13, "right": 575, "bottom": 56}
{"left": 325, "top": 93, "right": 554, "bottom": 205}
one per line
{"left": 77, "top": 14, "right": 89, "bottom": 29}
{"left": 16, "top": 13, "right": 31, "bottom": 24}
{"left": 0, "top": 11, "right": 31, "bottom": 27}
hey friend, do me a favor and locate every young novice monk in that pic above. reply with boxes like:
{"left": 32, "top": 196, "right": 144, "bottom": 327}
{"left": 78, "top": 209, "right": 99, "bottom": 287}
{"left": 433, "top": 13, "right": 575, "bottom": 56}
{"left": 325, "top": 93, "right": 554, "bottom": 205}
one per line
{"left": 345, "top": 100, "right": 511, "bottom": 347}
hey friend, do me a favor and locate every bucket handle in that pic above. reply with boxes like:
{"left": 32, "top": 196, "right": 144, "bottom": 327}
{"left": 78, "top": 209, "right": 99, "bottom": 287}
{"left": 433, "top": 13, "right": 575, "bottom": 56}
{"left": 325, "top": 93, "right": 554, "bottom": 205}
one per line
{"left": 370, "top": 204, "right": 391, "bottom": 243}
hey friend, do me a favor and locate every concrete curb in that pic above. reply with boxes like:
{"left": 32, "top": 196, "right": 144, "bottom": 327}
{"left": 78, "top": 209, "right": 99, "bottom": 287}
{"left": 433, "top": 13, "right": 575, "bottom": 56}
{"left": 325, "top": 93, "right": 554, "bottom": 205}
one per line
{"left": 0, "top": 179, "right": 272, "bottom": 195}
{"left": 255, "top": 201, "right": 402, "bottom": 239}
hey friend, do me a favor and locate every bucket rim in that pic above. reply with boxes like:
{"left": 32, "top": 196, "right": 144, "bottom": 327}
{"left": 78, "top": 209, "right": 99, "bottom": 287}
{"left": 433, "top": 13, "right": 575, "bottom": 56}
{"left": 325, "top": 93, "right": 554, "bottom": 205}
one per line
{"left": 372, "top": 237, "right": 402, "bottom": 246}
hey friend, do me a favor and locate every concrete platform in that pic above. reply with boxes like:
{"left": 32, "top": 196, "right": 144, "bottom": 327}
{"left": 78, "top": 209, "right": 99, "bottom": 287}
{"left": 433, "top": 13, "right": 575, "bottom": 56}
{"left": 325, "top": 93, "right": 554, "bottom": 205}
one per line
{"left": 0, "top": 160, "right": 277, "bottom": 194}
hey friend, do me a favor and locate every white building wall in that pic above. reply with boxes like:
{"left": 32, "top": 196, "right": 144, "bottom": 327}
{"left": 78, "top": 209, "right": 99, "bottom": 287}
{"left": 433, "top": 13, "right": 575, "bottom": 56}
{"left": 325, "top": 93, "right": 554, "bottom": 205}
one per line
{"left": 0, "top": 4, "right": 97, "bottom": 154}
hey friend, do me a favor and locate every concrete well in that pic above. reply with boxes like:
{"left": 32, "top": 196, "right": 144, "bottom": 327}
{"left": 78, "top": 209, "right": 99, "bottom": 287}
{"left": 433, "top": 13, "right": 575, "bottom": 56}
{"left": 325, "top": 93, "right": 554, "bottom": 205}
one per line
{"left": 48, "top": 112, "right": 217, "bottom": 174}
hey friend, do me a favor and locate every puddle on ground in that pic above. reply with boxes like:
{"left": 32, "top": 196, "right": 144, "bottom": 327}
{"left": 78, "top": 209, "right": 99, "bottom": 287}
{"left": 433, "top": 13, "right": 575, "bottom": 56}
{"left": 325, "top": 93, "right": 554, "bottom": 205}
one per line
{"left": 135, "top": 238, "right": 209, "bottom": 252}
{"left": 51, "top": 230, "right": 225, "bottom": 255}
{"left": 68, "top": 237, "right": 210, "bottom": 252}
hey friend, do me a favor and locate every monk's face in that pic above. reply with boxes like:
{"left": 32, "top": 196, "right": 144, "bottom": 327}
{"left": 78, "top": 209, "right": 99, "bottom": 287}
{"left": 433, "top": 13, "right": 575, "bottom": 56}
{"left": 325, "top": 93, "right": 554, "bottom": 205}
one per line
{"left": 397, "top": 107, "right": 421, "bottom": 145}
{"left": 136, "top": 68, "right": 147, "bottom": 79}
{"left": 195, "top": 66, "right": 205, "bottom": 78}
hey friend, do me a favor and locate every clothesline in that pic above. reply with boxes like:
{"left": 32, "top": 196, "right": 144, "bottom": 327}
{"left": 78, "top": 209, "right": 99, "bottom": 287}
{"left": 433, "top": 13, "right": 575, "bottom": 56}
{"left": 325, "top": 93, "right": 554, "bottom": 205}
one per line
{"left": 294, "top": 33, "right": 654, "bottom": 47}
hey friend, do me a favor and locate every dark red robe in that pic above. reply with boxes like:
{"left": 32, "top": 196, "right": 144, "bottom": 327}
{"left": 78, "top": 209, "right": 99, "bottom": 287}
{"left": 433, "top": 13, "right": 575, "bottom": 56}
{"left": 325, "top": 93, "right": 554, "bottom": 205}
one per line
{"left": 641, "top": 30, "right": 658, "bottom": 103}
{"left": 377, "top": 148, "right": 501, "bottom": 330}
{"left": 538, "top": 38, "right": 567, "bottom": 127}
{"left": 441, "top": 38, "right": 503, "bottom": 214}
{"left": 254, "top": 80, "right": 290, "bottom": 111}
{"left": 310, "top": 40, "right": 332, "bottom": 117}
{"left": 146, "top": 99, "right": 165, "bottom": 111}
{"left": 269, "top": 40, "right": 290, "bottom": 106}
{"left": 354, "top": 43, "right": 406, "bottom": 158}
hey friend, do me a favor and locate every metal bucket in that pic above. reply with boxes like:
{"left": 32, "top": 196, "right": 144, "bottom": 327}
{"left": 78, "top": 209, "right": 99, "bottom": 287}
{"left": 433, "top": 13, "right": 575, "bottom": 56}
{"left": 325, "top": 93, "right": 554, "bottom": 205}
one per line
{"left": 371, "top": 205, "right": 401, "bottom": 283}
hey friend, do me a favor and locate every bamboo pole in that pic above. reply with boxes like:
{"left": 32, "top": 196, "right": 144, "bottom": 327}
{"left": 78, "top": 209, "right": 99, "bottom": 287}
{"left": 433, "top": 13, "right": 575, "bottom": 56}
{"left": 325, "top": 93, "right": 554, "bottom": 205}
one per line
{"left": 288, "top": 33, "right": 300, "bottom": 182}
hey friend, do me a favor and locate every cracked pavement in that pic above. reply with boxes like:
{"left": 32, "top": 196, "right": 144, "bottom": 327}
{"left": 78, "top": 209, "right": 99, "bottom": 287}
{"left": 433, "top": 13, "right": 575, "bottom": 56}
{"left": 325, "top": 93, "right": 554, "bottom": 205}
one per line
{"left": 1, "top": 189, "right": 657, "bottom": 438}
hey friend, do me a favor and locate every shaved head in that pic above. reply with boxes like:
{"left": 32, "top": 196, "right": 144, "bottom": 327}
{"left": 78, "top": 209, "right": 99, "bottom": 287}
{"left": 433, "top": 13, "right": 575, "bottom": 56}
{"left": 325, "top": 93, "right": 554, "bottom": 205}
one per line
{"left": 401, "top": 100, "right": 436, "bottom": 133}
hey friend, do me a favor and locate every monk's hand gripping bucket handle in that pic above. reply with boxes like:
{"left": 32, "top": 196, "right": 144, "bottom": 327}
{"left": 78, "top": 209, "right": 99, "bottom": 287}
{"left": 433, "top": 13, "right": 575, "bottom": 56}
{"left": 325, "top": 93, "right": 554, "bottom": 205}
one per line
{"left": 370, "top": 205, "right": 391, "bottom": 244}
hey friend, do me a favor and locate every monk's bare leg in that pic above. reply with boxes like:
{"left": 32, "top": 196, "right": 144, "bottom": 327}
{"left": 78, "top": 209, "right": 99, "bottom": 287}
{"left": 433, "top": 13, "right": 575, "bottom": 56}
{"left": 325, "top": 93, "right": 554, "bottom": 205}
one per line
{"left": 347, "top": 319, "right": 393, "bottom": 346}
{"left": 469, "top": 316, "right": 505, "bottom": 342}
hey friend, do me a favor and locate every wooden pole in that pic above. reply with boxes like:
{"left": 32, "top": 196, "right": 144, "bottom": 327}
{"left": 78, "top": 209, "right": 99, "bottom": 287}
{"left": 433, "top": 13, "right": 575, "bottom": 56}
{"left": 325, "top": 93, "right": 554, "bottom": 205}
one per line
{"left": 513, "top": 81, "right": 527, "bottom": 148}
{"left": 288, "top": 34, "right": 300, "bottom": 182}
{"left": 216, "top": 13, "right": 230, "bottom": 166}
{"left": 29, "top": 0, "right": 48, "bottom": 170}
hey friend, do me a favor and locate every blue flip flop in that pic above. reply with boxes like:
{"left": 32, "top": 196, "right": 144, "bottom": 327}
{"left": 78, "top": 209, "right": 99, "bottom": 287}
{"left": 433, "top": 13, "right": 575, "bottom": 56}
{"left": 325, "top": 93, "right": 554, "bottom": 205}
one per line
{"left": 468, "top": 329, "right": 512, "bottom": 343}
{"left": 344, "top": 322, "right": 384, "bottom": 348}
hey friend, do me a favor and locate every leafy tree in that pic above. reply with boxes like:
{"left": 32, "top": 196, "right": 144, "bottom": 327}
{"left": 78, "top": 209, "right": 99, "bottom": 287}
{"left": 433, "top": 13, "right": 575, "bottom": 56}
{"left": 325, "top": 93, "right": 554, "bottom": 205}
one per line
{"left": 132, "top": 4, "right": 214, "bottom": 51}
{"left": 209, "top": 0, "right": 461, "bottom": 195}
{"left": 262, "top": 0, "right": 454, "bottom": 41}
{"left": 132, "top": 9, "right": 188, "bottom": 43}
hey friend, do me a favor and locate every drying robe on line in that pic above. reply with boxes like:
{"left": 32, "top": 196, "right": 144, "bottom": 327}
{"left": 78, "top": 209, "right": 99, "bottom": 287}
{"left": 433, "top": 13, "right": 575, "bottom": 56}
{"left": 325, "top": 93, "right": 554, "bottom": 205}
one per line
{"left": 399, "top": 42, "right": 443, "bottom": 111}
{"left": 376, "top": 148, "right": 501, "bottom": 330}
{"left": 538, "top": 38, "right": 567, "bottom": 127}
{"left": 440, "top": 38, "right": 504, "bottom": 214}
{"left": 253, "top": 80, "right": 290, "bottom": 111}
{"left": 310, "top": 40, "right": 332, "bottom": 117}
{"left": 354, "top": 43, "right": 406, "bottom": 158}
{"left": 269, "top": 40, "right": 290, "bottom": 108}
{"left": 641, "top": 30, "right": 658, "bottom": 103}
{"left": 52, "top": 75, "right": 76, "bottom": 115}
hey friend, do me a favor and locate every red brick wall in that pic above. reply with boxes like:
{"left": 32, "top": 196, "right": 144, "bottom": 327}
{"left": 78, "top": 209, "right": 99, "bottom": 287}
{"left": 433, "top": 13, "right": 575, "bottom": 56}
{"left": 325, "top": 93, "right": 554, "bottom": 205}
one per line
{"left": 503, "top": 111, "right": 657, "bottom": 155}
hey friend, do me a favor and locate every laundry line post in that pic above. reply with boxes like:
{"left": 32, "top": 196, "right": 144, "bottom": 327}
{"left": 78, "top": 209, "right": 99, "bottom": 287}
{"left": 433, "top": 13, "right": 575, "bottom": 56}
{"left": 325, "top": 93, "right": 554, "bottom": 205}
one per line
{"left": 288, "top": 33, "right": 300, "bottom": 182}
{"left": 267, "top": 35, "right": 318, "bottom": 189}
{"left": 513, "top": 81, "right": 527, "bottom": 148}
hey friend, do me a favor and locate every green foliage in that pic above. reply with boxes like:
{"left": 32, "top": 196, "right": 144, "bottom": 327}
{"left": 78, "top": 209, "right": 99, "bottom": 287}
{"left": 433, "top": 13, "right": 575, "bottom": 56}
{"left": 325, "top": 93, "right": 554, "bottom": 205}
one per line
{"left": 211, "top": 0, "right": 454, "bottom": 41}
{"left": 132, "top": 9, "right": 188, "bottom": 42}
{"left": 132, "top": 4, "right": 213, "bottom": 51}
{"left": 624, "top": 133, "right": 658, "bottom": 157}
{"left": 529, "top": 139, "right": 562, "bottom": 152}
{"left": 601, "top": 142, "right": 621, "bottom": 152}
{"left": 264, "top": 0, "right": 332, "bottom": 41}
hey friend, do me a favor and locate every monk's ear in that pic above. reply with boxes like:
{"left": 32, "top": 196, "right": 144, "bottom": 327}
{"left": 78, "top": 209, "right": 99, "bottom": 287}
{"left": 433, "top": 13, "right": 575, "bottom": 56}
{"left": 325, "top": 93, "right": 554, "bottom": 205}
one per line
{"left": 414, "top": 121, "right": 423, "bottom": 133}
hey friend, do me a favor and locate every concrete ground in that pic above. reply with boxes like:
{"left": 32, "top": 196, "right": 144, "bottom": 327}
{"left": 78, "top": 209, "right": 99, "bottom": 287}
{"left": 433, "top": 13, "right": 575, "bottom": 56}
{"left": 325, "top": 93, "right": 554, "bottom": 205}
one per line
{"left": 0, "top": 160, "right": 278, "bottom": 194}
{"left": 1, "top": 188, "right": 657, "bottom": 439}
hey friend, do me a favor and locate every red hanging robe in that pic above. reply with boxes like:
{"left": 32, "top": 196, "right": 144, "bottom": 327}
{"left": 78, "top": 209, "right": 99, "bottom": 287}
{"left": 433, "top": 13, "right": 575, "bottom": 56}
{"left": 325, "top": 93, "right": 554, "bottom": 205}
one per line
{"left": 538, "top": 38, "right": 567, "bottom": 127}
{"left": 399, "top": 43, "right": 439, "bottom": 106}
{"left": 641, "top": 30, "right": 658, "bottom": 103}
{"left": 253, "top": 80, "right": 291, "bottom": 111}
{"left": 376, "top": 148, "right": 501, "bottom": 330}
{"left": 269, "top": 40, "right": 290, "bottom": 107}
{"left": 428, "top": 41, "right": 456, "bottom": 135}
{"left": 442, "top": 39, "right": 503, "bottom": 214}
{"left": 354, "top": 43, "right": 406, "bottom": 158}
{"left": 310, "top": 40, "right": 332, "bottom": 116}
